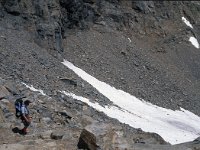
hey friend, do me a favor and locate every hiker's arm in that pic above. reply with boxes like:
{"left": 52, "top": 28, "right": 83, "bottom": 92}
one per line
{"left": 21, "top": 106, "right": 31, "bottom": 123}
{"left": 22, "top": 114, "right": 30, "bottom": 122}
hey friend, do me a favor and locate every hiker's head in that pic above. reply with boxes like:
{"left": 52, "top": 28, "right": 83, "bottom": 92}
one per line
{"left": 24, "top": 100, "right": 32, "bottom": 106}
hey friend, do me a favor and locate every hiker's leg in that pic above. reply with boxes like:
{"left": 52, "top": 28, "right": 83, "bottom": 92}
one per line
{"left": 22, "top": 121, "right": 30, "bottom": 134}
{"left": 21, "top": 116, "right": 30, "bottom": 134}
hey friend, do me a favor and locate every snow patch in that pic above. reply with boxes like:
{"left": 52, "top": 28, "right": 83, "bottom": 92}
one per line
{"left": 22, "top": 83, "right": 46, "bottom": 96}
{"left": 128, "top": 38, "right": 131, "bottom": 43}
{"left": 189, "top": 37, "right": 199, "bottom": 49}
{"left": 62, "top": 60, "right": 200, "bottom": 144}
{"left": 182, "top": 17, "right": 193, "bottom": 29}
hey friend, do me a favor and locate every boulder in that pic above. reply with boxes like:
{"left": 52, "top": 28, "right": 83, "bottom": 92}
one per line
{"left": 78, "top": 122, "right": 130, "bottom": 150}
{"left": 59, "top": 77, "right": 78, "bottom": 87}
{"left": 50, "top": 130, "right": 65, "bottom": 140}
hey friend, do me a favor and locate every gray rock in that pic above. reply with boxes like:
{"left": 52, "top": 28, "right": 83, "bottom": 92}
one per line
{"left": 62, "top": 132, "right": 73, "bottom": 140}
{"left": 38, "top": 130, "right": 52, "bottom": 139}
{"left": 3, "top": 0, "right": 21, "bottom": 15}
{"left": 42, "top": 117, "right": 52, "bottom": 124}
{"left": 78, "top": 122, "right": 130, "bottom": 150}
{"left": 78, "top": 128, "right": 97, "bottom": 150}
{"left": 0, "top": 77, "right": 5, "bottom": 86}
{"left": 50, "top": 130, "right": 65, "bottom": 140}
{"left": 132, "top": 1, "right": 155, "bottom": 14}
{"left": 59, "top": 77, "right": 78, "bottom": 87}
{"left": 194, "top": 136, "right": 200, "bottom": 142}
{"left": 0, "top": 86, "right": 10, "bottom": 99}
{"left": 58, "top": 110, "right": 72, "bottom": 119}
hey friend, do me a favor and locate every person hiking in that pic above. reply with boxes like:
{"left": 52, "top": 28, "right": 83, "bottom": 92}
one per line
{"left": 20, "top": 100, "right": 32, "bottom": 134}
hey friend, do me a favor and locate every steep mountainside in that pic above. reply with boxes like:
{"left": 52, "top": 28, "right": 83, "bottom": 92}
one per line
{"left": 0, "top": 0, "right": 200, "bottom": 149}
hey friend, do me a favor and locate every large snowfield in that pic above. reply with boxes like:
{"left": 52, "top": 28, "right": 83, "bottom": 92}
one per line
{"left": 61, "top": 60, "right": 200, "bottom": 145}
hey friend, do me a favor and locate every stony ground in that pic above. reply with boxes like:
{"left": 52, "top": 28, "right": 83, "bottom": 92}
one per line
{"left": 1, "top": 71, "right": 200, "bottom": 150}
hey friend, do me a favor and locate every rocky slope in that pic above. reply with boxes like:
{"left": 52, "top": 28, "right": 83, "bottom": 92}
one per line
{"left": 0, "top": 74, "right": 200, "bottom": 150}
{"left": 0, "top": 0, "right": 200, "bottom": 149}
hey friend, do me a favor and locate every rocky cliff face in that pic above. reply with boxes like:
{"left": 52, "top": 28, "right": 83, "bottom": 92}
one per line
{"left": 0, "top": 0, "right": 200, "bottom": 149}
{"left": 1, "top": 1, "right": 199, "bottom": 55}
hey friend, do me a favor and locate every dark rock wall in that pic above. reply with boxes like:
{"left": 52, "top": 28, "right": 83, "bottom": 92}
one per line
{"left": 0, "top": 1, "right": 199, "bottom": 55}
{"left": 0, "top": 0, "right": 63, "bottom": 56}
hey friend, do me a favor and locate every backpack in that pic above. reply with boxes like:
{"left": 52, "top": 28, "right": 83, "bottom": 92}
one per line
{"left": 15, "top": 98, "right": 24, "bottom": 118}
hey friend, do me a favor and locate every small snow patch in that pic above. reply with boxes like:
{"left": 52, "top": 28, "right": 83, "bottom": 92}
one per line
{"left": 189, "top": 37, "right": 199, "bottom": 49}
{"left": 182, "top": 17, "right": 193, "bottom": 29}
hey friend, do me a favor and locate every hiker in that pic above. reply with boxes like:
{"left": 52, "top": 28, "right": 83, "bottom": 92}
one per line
{"left": 20, "top": 100, "right": 32, "bottom": 134}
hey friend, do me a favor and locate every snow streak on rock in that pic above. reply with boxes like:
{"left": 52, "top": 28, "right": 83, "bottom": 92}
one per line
{"left": 182, "top": 17, "right": 193, "bottom": 28}
{"left": 189, "top": 37, "right": 199, "bottom": 49}
{"left": 22, "top": 83, "right": 46, "bottom": 96}
{"left": 181, "top": 17, "right": 199, "bottom": 49}
{"left": 62, "top": 60, "right": 200, "bottom": 144}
